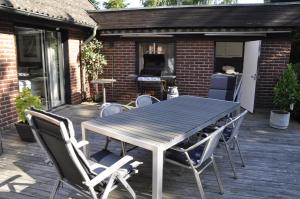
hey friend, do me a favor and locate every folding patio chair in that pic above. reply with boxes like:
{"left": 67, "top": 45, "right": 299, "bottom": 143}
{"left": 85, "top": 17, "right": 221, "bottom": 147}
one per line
{"left": 135, "top": 95, "right": 160, "bottom": 108}
{"left": 100, "top": 103, "right": 137, "bottom": 156}
{"left": 220, "top": 110, "right": 248, "bottom": 179}
{"left": 165, "top": 126, "right": 225, "bottom": 199}
{"left": 26, "top": 109, "right": 142, "bottom": 199}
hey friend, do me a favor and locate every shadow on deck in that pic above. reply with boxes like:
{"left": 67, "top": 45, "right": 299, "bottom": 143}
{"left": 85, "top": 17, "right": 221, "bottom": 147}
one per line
{"left": 0, "top": 104, "right": 300, "bottom": 199}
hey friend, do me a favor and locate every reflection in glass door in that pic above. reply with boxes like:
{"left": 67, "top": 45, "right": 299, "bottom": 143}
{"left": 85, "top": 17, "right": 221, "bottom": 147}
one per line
{"left": 16, "top": 27, "right": 65, "bottom": 110}
{"left": 45, "top": 31, "right": 65, "bottom": 108}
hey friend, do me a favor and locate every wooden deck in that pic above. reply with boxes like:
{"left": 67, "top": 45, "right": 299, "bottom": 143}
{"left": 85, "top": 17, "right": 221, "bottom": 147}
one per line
{"left": 0, "top": 103, "right": 300, "bottom": 199}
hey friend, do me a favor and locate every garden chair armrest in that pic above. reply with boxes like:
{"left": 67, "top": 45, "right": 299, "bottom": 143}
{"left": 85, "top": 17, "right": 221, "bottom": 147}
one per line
{"left": 86, "top": 155, "right": 133, "bottom": 188}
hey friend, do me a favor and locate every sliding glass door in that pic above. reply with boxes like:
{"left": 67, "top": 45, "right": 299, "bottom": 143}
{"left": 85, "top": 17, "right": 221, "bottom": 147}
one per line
{"left": 17, "top": 27, "right": 65, "bottom": 110}
{"left": 45, "top": 31, "right": 65, "bottom": 108}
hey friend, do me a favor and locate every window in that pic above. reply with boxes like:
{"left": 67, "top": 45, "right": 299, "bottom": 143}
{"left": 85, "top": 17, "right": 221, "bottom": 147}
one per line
{"left": 215, "top": 42, "right": 244, "bottom": 73}
{"left": 137, "top": 42, "right": 175, "bottom": 76}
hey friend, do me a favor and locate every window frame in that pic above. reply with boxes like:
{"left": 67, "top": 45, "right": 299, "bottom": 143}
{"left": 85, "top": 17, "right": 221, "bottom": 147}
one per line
{"left": 136, "top": 40, "right": 176, "bottom": 76}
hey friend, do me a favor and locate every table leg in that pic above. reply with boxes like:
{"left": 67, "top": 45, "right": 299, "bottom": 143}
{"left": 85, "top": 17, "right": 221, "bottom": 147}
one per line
{"left": 81, "top": 125, "right": 89, "bottom": 157}
{"left": 102, "top": 84, "right": 106, "bottom": 104}
{"left": 152, "top": 148, "right": 164, "bottom": 199}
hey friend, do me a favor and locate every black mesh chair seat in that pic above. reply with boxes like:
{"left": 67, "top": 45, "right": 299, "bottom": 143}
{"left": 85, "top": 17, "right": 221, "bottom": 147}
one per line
{"left": 90, "top": 149, "right": 134, "bottom": 174}
{"left": 202, "top": 125, "right": 233, "bottom": 142}
{"left": 221, "top": 127, "right": 233, "bottom": 142}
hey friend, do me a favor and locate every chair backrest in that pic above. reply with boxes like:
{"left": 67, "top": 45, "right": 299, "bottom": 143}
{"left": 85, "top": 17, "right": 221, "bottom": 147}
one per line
{"left": 224, "top": 110, "right": 248, "bottom": 142}
{"left": 100, "top": 103, "right": 128, "bottom": 118}
{"left": 198, "top": 127, "right": 224, "bottom": 165}
{"left": 26, "top": 110, "right": 92, "bottom": 191}
{"left": 135, "top": 95, "right": 160, "bottom": 108}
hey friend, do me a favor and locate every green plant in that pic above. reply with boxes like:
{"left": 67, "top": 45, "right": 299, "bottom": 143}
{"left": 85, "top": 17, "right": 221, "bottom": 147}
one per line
{"left": 292, "top": 63, "right": 300, "bottom": 121}
{"left": 81, "top": 38, "right": 107, "bottom": 81}
{"left": 103, "top": 0, "right": 128, "bottom": 9}
{"left": 273, "top": 64, "right": 300, "bottom": 112}
{"left": 16, "top": 88, "right": 42, "bottom": 123}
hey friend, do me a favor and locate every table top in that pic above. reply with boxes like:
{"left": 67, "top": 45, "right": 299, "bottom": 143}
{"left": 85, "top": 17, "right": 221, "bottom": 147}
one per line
{"left": 82, "top": 96, "right": 239, "bottom": 151}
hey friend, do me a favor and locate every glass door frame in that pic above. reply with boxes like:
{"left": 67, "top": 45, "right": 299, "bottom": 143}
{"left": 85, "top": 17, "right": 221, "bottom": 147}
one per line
{"left": 43, "top": 31, "right": 65, "bottom": 109}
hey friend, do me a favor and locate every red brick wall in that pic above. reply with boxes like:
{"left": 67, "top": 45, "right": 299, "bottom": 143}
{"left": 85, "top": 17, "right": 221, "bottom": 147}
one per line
{"left": 101, "top": 40, "right": 138, "bottom": 102}
{"left": 68, "top": 31, "right": 83, "bottom": 104}
{"left": 99, "top": 38, "right": 291, "bottom": 110}
{"left": 256, "top": 39, "right": 291, "bottom": 108}
{"left": 176, "top": 40, "right": 215, "bottom": 96}
{"left": 0, "top": 22, "right": 19, "bottom": 129}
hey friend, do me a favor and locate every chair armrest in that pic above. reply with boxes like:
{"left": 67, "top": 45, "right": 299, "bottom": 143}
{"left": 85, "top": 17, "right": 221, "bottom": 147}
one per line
{"left": 85, "top": 155, "right": 133, "bottom": 188}
{"left": 75, "top": 140, "right": 89, "bottom": 149}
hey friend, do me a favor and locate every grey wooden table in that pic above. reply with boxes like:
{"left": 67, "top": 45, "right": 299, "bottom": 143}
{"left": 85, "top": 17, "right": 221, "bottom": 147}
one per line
{"left": 81, "top": 95, "right": 240, "bottom": 199}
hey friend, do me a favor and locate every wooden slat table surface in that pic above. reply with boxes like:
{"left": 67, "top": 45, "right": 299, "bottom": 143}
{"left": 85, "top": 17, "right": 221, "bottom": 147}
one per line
{"left": 81, "top": 95, "right": 240, "bottom": 199}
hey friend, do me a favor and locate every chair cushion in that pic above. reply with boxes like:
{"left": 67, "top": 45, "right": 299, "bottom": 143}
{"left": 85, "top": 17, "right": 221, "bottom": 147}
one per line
{"left": 30, "top": 108, "right": 73, "bottom": 136}
{"left": 90, "top": 150, "right": 134, "bottom": 174}
{"left": 166, "top": 142, "right": 204, "bottom": 166}
{"left": 222, "top": 127, "right": 233, "bottom": 141}
{"left": 202, "top": 125, "right": 233, "bottom": 142}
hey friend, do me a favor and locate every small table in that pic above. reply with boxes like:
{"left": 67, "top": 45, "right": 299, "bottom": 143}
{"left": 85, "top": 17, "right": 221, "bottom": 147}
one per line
{"left": 81, "top": 96, "right": 240, "bottom": 199}
{"left": 91, "top": 79, "right": 116, "bottom": 103}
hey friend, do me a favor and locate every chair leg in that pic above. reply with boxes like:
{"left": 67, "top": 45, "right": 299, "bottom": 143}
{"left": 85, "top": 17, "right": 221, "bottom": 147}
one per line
{"left": 49, "top": 180, "right": 61, "bottom": 199}
{"left": 104, "top": 137, "right": 111, "bottom": 150}
{"left": 101, "top": 173, "right": 117, "bottom": 199}
{"left": 193, "top": 170, "right": 206, "bottom": 199}
{"left": 224, "top": 142, "right": 238, "bottom": 179}
{"left": 212, "top": 157, "right": 224, "bottom": 195}
{"left": 117, "top": 175, "right": 137, "bottom": 199}
{"left": 235, "top": 138, "right": 245, "bottom": 167}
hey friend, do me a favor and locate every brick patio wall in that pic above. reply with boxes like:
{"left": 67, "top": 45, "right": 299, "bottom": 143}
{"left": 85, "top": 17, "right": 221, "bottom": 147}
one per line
{"left": 0, "top": 22, "right": 19, "bottom": 129}
{"left": 99, "top": 38, "right": 292, "bottom": 109}
{"left": 101, "top": 40, "right": 138, "bottom": 102}
{"left": 256, "top": 39, "right": 291, "bottom": 108}
{"left": 176, "top": 39, "right": 215, "bottom": 96}
{"left": 100, "top": 39, "right": 215, "bottom": 102}
{"left": 68, "top": 31, "right": 84, "bottom": 105}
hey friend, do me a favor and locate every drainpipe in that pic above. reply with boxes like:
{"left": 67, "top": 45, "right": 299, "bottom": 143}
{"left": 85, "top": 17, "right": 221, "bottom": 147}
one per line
{"left": 82, "top": 26, "right": 98, "bottom": 46}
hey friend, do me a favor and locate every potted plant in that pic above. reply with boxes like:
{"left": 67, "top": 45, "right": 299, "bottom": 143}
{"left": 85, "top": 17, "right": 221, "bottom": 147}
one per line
{"left": 270, "top": 64, "right": 300, "bottom": 129}
{"left": 15, "top": 88, "right": 42, "bottom": 142}
{"left": 292, "top": 63, "right": 300, "bottom": 122}
{"left": 81, "top": 38, "right": 107, "bottom": 102}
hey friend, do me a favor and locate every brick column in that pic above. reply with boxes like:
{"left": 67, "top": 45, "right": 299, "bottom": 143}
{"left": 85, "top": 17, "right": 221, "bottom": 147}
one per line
{"left": 0, "top": 22, "right": 19, "bottom": 128}
{"left": 176, "top": 39, "right": 215, "bottom": 97}
{"left": 68, "top": 39, "right": 82, "bottom": 104}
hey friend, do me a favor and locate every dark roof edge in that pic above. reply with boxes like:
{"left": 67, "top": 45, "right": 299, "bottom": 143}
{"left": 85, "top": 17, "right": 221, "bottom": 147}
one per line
{"left": 88, "top": 2, "right": 300, "bottom": 13}
{"left": 0, "top": 5, "right": 95, "bottom": 28}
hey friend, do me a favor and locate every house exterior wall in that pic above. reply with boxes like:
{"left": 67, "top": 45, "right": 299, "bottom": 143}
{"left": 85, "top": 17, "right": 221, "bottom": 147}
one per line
{"left": 0, "top": 24, "right": 86, "bottom": 128}
{"left": 100, "top": 37, "right": 292, "bottom": 109}
{"left": 256, "top": 39, "right": 291, "bottom": 108}
{"left": 0, "top": 22, "right": 19, "bottom": 129}
{"left": 101, "top": 40, "right": 138, "bottom": 102}
{"left": 176, "top": 39, "right": 215, "bottom": 96}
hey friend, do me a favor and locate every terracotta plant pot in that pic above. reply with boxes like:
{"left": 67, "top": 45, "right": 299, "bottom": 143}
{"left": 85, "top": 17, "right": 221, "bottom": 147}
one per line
{"left": 269, "top": 110, "right": 290, "bottom": 129}
{"left": 15, "top": 122, "right": 36, "bottom": 142}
